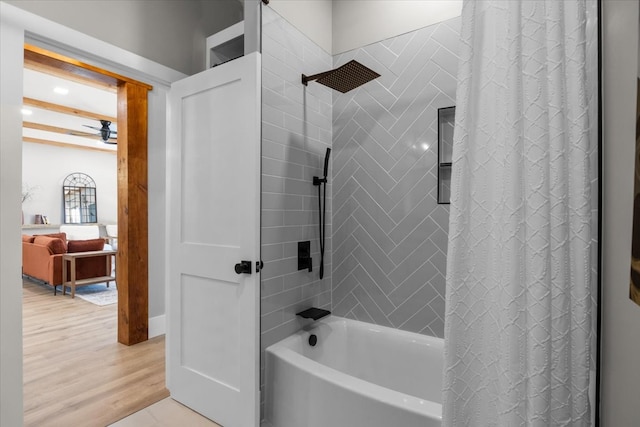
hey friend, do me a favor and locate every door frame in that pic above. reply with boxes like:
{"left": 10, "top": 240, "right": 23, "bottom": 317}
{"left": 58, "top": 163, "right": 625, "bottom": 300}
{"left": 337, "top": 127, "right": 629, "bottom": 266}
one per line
{"left": 1, "top": 4, "right": 187, "bottom": 424}
{"left": 24, "top": 44, "right": 152, "bottom": 346}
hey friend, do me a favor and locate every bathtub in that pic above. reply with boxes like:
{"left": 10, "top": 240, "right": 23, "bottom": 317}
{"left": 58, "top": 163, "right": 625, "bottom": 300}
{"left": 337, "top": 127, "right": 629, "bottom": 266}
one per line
{"left": 263, "top": 316, "right": 443, "bottom": 427}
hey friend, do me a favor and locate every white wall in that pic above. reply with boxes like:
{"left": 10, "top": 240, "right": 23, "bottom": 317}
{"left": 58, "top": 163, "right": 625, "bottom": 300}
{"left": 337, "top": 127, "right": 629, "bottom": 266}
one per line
{"left": 266, "top": 0, "right": 462, "bottom": 55}
{"left": 333, "top": 0, "right": 462, "bottom": 54}
{"left": 267, "top": 0, "right": 332, "bottom": 53}
{"left": 147, "top": 84, "right": 169, "bottom": 320}
{"left": 5, "top": 0, "right": 243, "bottom": 75}
{"left": 22, "top": 143, "right": 117, "bottom": 225}
{"left": 601, "top": 1, "right": 640, "bottom": 425}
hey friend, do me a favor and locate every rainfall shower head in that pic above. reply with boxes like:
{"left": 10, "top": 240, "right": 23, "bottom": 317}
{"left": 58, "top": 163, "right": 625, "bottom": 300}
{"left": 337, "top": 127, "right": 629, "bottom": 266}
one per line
{"left": 302, "top": 60, "right": 380, "bottom": 93}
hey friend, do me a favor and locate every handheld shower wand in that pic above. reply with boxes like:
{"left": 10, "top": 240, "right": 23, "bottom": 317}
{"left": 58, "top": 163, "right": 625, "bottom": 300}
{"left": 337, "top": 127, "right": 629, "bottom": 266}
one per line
{"left": 313, "top": 148, "right": 331, "bottom": 279}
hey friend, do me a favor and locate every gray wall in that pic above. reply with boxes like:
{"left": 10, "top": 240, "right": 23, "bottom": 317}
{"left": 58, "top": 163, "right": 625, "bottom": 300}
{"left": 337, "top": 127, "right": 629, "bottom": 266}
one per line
{"left": 601, "top": 1, "right": 640, "bottom": 425}
{"left": 331, "top": 18, "right": 460, "bottom": 338}
{"left": 5, "top": 0, "right": 243, "bottom": 75}
{"left": 260, "top": 4, "right": 333, "bottom": 401}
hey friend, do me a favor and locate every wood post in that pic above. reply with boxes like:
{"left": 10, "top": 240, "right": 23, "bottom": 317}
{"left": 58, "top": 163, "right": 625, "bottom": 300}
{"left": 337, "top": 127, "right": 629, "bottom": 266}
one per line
{"left": 117, "top": 82, "right": 149, "bottom": 345}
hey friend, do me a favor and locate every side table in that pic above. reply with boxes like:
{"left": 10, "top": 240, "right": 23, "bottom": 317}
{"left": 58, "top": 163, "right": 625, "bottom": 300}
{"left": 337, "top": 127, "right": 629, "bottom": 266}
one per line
{"left": 60, "top": 250, "right": 117, "bottom": 298}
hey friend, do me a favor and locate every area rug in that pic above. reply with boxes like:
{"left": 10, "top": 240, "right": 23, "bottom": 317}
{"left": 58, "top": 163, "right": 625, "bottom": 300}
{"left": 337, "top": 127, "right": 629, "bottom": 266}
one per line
{"left": 73, "top": 283, "right": 117, "bottom": 306}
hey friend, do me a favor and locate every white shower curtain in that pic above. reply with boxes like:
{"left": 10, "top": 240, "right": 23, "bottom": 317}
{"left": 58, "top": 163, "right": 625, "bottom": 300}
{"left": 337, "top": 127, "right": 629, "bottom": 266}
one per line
{"left": 443, "top": 1, "right": 593, "bottom": 426}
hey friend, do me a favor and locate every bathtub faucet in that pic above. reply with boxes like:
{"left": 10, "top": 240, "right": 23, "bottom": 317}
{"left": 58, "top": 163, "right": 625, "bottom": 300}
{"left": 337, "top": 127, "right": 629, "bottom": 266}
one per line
{"left": 296, "top": 307, "right": 331, "bottom": 321}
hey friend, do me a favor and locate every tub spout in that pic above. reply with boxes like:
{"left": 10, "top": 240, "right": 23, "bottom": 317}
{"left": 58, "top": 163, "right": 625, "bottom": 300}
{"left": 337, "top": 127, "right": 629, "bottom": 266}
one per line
{"left": 296, "top": 307, "right": 331, "bottom": 321}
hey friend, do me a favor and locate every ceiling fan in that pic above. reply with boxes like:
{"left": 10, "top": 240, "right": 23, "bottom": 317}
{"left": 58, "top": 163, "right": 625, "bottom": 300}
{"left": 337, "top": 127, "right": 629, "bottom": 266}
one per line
{"left": 81, "top": 119, "right": 117, "bottom": 144}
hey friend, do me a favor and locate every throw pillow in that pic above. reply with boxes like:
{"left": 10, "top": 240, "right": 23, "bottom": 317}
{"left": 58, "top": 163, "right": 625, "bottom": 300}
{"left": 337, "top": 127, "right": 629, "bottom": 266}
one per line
{"left": 33, "top": 236, "right": 67, "bottom": 255}
{"left": 35, "top": 232, "right": 68, "bottom": 252}
{"left": 67, "top": 238, "right": 105, "bottom": 253}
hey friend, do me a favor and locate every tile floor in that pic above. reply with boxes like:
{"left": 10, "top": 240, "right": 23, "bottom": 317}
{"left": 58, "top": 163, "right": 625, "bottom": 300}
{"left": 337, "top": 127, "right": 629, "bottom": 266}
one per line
{"left": 109, "top": 398, "right": 221, "bottom": 427}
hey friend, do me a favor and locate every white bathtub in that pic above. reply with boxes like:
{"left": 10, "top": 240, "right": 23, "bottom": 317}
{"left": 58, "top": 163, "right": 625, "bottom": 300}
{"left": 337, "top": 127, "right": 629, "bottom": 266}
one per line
{"left": 264, "top": 316, "right": 443, "bottom": 427}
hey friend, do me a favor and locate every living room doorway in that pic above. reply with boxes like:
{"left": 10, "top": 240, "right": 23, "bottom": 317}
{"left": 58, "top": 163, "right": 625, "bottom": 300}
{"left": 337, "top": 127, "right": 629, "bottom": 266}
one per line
{"left": 22, "top": 44, "right": 151, "bottom": 345}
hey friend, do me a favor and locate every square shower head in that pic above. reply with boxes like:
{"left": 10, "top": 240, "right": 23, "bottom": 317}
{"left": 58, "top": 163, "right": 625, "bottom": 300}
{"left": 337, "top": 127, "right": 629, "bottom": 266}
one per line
{"left": 302, "top": 60, "right": 380, "bottom": 93}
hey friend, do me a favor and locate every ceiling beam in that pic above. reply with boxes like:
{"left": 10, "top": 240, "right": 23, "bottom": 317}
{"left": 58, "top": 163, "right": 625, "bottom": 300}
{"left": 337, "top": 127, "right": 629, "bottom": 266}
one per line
{"left": 23, "top": 97, "right": 117, "bottom": 123}
{"left": 24, "top": 57, "right": 117, "bottom": 92}
{"left": 23, "top": 121, "right": 104, "bottom": 140}
{"left": 23, "top": 121, "right": 116, "bottom": 142}
{"left": 23, "top": 136, "right": 116, "bottom": 154}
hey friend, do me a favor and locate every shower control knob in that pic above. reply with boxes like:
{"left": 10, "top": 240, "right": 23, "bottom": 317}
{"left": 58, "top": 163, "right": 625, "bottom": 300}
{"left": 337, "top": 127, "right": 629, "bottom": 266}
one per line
{"left": 234, "top": 260, "right": 252, "bottom": 274}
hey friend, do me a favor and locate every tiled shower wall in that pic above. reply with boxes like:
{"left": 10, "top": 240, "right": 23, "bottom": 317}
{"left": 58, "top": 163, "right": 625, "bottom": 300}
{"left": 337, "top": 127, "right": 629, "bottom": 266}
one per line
{"left": 260, "top": 6, "right": 333, "bottom": 385}
{"left": 331, "top": 17, "right": 461, "bottom": 338}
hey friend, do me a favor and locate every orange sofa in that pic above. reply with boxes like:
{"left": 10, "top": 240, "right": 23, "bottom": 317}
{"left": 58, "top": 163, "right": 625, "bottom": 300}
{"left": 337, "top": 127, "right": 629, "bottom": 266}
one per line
{"left": 22, "top": 233, "right": 111, "bottom": 291}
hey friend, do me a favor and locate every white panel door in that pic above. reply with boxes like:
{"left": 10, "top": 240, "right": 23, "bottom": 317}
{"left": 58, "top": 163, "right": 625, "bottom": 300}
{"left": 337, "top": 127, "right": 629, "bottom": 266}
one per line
{"left": 167, "top": 52, "right": 261, "bottom": 427}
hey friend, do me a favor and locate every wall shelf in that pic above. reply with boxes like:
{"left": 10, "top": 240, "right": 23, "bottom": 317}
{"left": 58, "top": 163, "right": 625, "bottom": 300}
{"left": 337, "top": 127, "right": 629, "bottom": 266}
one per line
{"left": 206, "top": 21, "right": 244, "bottom": 69}
{"left": 437, "top": 106, "right": 455, "bottom": 204}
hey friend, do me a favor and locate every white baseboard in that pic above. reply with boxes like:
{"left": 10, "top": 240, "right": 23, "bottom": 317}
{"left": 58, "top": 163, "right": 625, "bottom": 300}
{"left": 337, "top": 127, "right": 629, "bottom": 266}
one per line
{"left": 149, "top": 314, "right": 166, "bottom": 338}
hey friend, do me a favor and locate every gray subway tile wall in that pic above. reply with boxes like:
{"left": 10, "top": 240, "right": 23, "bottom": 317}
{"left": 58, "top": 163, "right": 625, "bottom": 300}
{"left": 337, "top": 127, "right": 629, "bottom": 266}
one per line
{"left": 260, "top": 9, "right": 461, "bottom": 412}
{"left": 331, "top": 17, "right": 461, "bottom": 338}
{"left": 260, "top": 5, "right": 333, "bottom": 402}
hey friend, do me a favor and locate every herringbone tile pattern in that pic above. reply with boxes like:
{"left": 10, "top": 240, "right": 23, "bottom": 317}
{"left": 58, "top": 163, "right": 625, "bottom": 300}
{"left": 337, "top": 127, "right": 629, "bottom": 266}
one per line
{"left": 331, "top": 18, "right": 461, "bottom": 338}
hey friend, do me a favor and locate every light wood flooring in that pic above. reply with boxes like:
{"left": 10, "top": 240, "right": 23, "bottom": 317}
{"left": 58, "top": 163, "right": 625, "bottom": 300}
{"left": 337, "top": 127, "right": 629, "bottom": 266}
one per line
{"left": 23, "top": 278, "right": 169, "bottom": 426}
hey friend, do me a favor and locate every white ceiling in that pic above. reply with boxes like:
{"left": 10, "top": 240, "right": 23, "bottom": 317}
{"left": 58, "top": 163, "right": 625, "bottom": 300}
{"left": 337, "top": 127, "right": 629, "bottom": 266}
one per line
{"left": 22, "top": 68, "right": 118, "bottom": 152}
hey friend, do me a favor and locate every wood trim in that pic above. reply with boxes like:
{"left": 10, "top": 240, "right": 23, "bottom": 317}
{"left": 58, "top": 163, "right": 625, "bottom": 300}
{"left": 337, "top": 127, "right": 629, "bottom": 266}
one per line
{"left": 24, "top": 56, "right": 117, "bottom": 92}
{"left": 23, "top": 136, "right": 116, "bottom": 154}
{"left": 23, "top": 97, "right": 117, "bottom": 123}
{"left": 25, "top": 44, "right": 152, "bottom": 90}
{"left": 117, "top": 82, "right": 149, "bottom": 345}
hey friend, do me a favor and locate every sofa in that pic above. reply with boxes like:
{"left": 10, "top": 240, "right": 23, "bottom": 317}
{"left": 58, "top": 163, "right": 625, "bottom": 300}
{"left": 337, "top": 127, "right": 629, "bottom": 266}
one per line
{"left": 22, "top": 232, "right": 112, "bottom": 291}
{"left": 60, "top": 224, "right": 115, "bottom": 251}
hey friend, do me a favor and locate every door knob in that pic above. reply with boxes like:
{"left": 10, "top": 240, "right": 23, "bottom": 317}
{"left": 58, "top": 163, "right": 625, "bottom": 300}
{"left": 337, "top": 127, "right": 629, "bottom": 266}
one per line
{"left": 234, "top": 260, "right": 252, "bottom": 274}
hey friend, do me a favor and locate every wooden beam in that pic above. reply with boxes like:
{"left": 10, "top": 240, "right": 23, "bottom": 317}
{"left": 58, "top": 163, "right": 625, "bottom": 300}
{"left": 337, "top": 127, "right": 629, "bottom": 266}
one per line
{"left": 23, "top": 121, "right": 99, "bottom": 139}
{"left": 24, "top": 44, "right": 152, "bottom": 91}
{"left": 24, "top": 57, "right": 117, "bottom": 92}
{"left": 23, "top": 136, "right": 116, "bottom": 154}
{"left": 23, "top": 121, "right": 116, "bottom": 142}
{"left": 117, "top": 82, "right": 149, "bottom": 345}
{"left": 23, "top": 97, "right": 117, "bottom": 123}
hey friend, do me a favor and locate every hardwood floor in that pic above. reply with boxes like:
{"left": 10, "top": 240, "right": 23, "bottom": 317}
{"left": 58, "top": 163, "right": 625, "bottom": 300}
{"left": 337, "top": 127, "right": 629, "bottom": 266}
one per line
{"left": 23, "top": 278, "right": 169, "bottom": 426}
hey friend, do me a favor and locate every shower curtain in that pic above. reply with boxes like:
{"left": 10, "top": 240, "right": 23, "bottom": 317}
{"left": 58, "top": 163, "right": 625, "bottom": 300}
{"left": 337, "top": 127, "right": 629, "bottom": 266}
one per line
{"left": 443, "top": 0, "right": 593, "bottom": 426}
